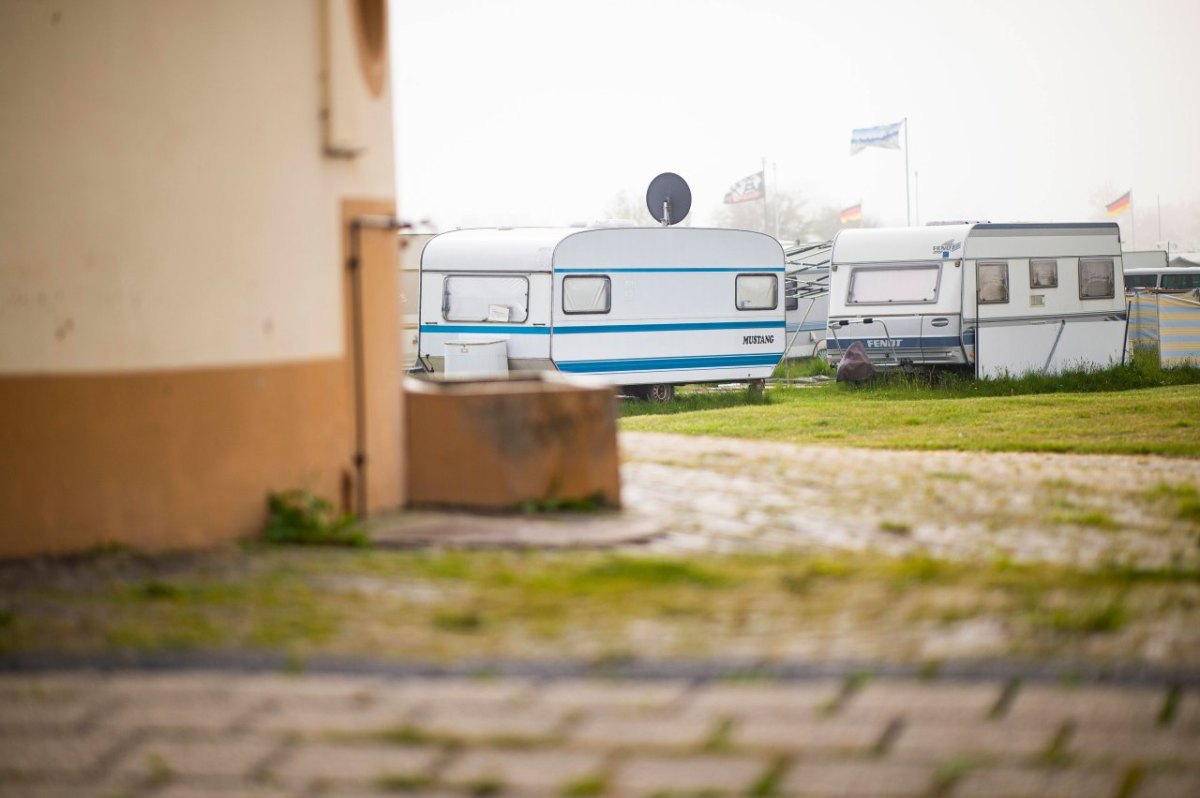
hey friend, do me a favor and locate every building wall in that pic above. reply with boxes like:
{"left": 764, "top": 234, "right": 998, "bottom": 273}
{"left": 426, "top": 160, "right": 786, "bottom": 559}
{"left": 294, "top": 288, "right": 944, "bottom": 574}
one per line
{"left": 0, "top": 0, "right": 404, "bottom": 557}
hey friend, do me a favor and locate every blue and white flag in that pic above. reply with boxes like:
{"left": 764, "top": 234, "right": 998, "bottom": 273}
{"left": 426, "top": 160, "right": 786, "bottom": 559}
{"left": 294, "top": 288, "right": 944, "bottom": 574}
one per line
{"left": 850, "top": 121, "right": 903, "bottom": 155}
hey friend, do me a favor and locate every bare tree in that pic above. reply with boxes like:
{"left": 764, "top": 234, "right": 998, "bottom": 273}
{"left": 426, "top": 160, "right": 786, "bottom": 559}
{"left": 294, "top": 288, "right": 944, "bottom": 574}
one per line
{"left": 711, "top": 190, "right": 810, "bottom": 242}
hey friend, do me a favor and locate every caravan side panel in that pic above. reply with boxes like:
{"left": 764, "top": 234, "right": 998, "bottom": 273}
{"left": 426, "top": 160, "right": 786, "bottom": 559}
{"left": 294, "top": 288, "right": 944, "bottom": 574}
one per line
{"left": 549, "top": 228, "right": 786, "bottom": 385}
{"left": 966, "top": 225, "right": 1126, "bottom": 378}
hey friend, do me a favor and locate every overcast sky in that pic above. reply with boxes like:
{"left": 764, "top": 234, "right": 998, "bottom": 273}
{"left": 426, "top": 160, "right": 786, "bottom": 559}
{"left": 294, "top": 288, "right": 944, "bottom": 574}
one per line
{"left": 390, "top": 0, "right": 1200, "bottom": 247}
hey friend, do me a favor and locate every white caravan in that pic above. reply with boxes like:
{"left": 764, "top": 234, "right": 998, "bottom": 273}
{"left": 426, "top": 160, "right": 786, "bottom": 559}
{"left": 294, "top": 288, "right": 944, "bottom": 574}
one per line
{"left": 826, "top": 223, "right": 1128, "bottom": 378}
{"left": 783, "top": 241, "right": 832, "bottom": 359}
{"left": 416, "top": 226, "right": 786, "bottom": 399}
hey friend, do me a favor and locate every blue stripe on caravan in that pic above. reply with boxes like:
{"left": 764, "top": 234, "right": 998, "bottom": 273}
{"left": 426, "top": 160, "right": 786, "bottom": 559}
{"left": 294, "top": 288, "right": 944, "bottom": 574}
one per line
{"left": 556, "top": 353, "right": 782, "bottom": 374}
{"left": 555, "top": 321, "right": 784, "bottom": 334}
{"left": 553, "top": 267, "right": 786, "bottom": 273}
{"left": 420, "top": 325, "right": 549, "bottom": 335}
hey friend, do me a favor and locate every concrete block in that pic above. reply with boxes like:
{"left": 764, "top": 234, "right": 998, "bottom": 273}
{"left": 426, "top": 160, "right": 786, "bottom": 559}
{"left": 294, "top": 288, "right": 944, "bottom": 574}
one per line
{"left": 780, "top": 761, "right": 933, "bottom": 797}
{"left": 953, "top": 766, "right": 1118, "bottom": 798}
{"left": 272, "top": 742, "right": 441, "bottom": 787}
{"left": 404, "top": 375, "right": 620, "bottom": 510}
{"left": 441, "top": 748, "right": 606, "bottom": 792}
{"left": 569, "top": 713, "right": 714, "bottom": 749}
{"left": 614, "top": 754, "right": 768, "bottom": 794}
{"left": 534, "top": 679, "right": 690, "bottom": 712}
{"left": 685, "top": 681, "right": 841, "bottom": 717}
{"left": 111, "top": 736, "right": 280, "bottom": 781}
{"left": 1004, "top": 685, "right": 1163, "bottom": 729}
{"left": 732, "top": 716, "right": 884, "bottom": 754}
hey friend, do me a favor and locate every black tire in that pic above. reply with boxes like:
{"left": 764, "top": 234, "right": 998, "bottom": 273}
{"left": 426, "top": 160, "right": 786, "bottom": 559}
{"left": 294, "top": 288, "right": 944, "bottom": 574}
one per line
{"left": 646, "top": 383, "right": 675, "bottom": 402}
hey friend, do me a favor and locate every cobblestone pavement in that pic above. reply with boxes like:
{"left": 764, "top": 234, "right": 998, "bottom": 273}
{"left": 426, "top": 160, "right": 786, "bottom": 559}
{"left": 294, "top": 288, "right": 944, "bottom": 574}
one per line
{"left": 2, "top": 669, "right": 1199, "bottom": 798}
{"left": 369, "top": 431, "right": 1200, "bottom": 568}
{"left": 620, "top": 432, "right": 1200, "bottom": 568}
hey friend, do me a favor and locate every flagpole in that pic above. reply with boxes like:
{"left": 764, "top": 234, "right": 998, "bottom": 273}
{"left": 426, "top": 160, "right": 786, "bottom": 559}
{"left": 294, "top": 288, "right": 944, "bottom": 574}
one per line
{"left": 773, "top": 161, "right": 779, "bottom": 239}
{"left": 1130, "top": 193, "right": 1135, "bottom": 249}
{"left": 904, "top": 118, "right": 911, "bottom": 226}
{"left": 914, "top": 170, "right": 920, "bottom": 226}
{"left": 761, "top": 156, "right": 768, "bottom": 234}
{"left": 1156, "top": 194, "right": 1161, "bottom": 248}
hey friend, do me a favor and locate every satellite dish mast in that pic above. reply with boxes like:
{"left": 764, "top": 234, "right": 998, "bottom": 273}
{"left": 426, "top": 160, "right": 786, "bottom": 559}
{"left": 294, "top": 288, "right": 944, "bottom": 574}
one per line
{"left": 646, "top": 172, "right": 692, "bottom": 227}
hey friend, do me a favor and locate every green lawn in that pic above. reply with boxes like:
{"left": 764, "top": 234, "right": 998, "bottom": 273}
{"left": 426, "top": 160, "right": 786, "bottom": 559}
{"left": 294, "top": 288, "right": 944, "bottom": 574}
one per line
{"left": 620, "top": 382, "right": 1200, "bottom": 457}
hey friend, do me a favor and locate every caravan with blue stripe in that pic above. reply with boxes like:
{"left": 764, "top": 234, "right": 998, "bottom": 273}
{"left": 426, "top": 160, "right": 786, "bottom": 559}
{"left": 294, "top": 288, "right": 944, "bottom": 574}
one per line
{"left": 416, "top": 226, "right": 787, "bottom": 400}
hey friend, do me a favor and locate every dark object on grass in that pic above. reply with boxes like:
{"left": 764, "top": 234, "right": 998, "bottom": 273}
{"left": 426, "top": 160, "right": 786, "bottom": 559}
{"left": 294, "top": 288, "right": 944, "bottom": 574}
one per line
{"left": 836, "top": 341, "right": 876, "bottom": 383}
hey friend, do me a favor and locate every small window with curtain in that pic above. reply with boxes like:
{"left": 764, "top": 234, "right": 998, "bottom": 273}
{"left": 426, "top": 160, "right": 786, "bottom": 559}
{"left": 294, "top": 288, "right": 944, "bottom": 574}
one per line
{"left": 1029, "top": 259, "right": 1058, "bottom": 289}
{"left": 736, "top": 274, "right": 778, "bottom": 311}
{"left": 784, "top": 275, "right": 799, "bottom": 312}
{"left": 1079, "top": 259, "right": 1115, "bottom": 299}
{"left": 978, "top": 261, "right": 1009, "bottom": 304}
{"left": 563, "top": 275, "right": 611, "bottom": 314}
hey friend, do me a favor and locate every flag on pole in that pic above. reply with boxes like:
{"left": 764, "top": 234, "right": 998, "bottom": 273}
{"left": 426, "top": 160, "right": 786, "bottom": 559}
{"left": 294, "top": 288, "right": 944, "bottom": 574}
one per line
{"left": 1106, "top": 190, "right": 1132, "bottom": 217}
{"left": 723, "top": 171, "right": 765, "bottom": 204}
{"left": 850, "top": 121, "right": 903, "bottom": 155}
{"left": 839, "top": 203, "right": 863, "bottom": 224}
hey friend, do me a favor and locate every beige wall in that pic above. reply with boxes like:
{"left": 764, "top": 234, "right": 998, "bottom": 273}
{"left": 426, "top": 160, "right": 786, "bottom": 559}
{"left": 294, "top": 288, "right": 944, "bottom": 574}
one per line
{"left": 0, "top": 0, "right": 395, "bottom": 373}
{"left": 0, "top": 0, "right": 404, "bottom": 556}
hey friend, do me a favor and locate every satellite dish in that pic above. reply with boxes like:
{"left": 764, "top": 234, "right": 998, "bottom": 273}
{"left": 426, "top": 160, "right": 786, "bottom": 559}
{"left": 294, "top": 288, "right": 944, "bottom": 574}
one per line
{"left": 646, "top": 173, "right": 691, "bottom": 226}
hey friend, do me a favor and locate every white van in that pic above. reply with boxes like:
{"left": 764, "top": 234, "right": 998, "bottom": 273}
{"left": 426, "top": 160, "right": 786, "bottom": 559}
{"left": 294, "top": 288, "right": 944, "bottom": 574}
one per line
{"left": 416, "top": 226, "right": 786, "bottom": 400}
{"left": 1124, "top": 266, "right": 1200, "bottom": 292}
{"left": 826, "top": 223, "right": 1128, "bottom": 378}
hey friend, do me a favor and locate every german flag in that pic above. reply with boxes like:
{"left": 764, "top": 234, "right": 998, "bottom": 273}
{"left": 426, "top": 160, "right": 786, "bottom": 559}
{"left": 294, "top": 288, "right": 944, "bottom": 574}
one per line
{"left": 839, "top": 203, "right": 863, "bottom": 224}
{"left": 1106, "top": 190, "right": 1131, "bottom": 217}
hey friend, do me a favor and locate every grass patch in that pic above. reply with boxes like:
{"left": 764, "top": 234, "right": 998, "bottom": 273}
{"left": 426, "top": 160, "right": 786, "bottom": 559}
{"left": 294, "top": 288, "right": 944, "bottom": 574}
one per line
{"left": 1049, "top": 510, "right": 1120, "bottom": 531}
{"left": 620, "top": 385, "right": 772, "bottom": 418}
{"left": 1034, "top": 595, "right": 1129, "bottom": 634}
{"left": 579, "top": 557, "right": 727, "bottom": 588}
{"left": 263, "top": 490, "right": 367, "bottom": 548}
{"left": 878, "top": 520, "right": 912, "bottom": 536}
{"left": 775, "top": 357, "right": 833, "bottom": 379}
{"left": 433, "top": 610, "right": 486, "bottom": 633}
{"left": 560, "top": 773, "right": 609, "bottom": 797}
{"left": 1149, "top": 483, "right": 1200, "bottom": 525}
{"left": 376, "top": 773, "right": 434, "bottom": 792}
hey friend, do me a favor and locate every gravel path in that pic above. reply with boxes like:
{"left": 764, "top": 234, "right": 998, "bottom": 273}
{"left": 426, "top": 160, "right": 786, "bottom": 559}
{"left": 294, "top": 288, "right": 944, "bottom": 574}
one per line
{"left": 620, "top": 432, "right": 1200, "bottom": 568}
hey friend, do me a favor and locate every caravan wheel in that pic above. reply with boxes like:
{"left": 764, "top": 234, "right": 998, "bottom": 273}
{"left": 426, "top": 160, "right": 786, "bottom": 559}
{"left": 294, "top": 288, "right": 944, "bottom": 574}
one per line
{"left": 645, "top": 383, "right": 675, "bottom": 402}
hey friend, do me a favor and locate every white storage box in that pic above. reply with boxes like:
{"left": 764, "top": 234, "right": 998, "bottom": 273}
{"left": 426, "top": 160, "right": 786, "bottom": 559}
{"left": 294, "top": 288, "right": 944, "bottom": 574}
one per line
{"left": 444, "top": 339, "right": 509, "bottom": 378}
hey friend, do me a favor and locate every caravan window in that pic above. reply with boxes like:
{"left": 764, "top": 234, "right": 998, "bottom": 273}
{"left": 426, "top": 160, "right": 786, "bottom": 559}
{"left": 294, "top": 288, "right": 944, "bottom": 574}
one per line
{"left": 443, "top": 275, "right": 529, "bottom": 323}
{"left": 736, "top": 274, "right": 778, "bottom": 310}
{"left": 1079, "top": 259, "right": 1115, "bottom": 299}
{"left": 563, "top": 276, "right": 611, "bottom": 314}
{"left": 1030, "top": 259, "right": 1058, "bottom": 289}
{"left": 1163, "top": 272, "right": 1200, "bottom": 289}
{"left": 784, "top": 275, "right": 799, "bottom": 312}
{"left": 847, "top": 264, "right": 940, "bottom": 304}
{"left": 978, "top": 261, "right": 1010, "bottom": 304}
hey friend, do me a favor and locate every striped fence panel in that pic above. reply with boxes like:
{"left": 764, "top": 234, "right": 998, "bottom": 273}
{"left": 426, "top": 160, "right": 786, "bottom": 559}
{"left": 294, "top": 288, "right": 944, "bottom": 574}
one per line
{"left": 1158, "top": 294, "right": 1200, "bottom": 367}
